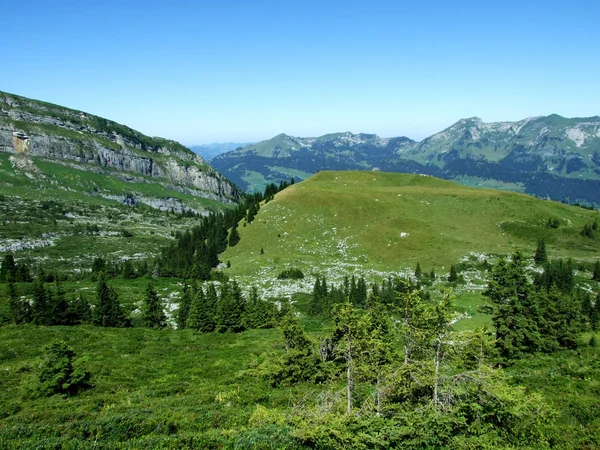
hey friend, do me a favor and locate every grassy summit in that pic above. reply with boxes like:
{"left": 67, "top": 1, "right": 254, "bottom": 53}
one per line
{"left": 223, "top": 170, "right": 600, "bottom": 279}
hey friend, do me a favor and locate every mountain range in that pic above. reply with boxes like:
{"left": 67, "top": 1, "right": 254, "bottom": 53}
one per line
{"left": 211, "top": 115, "right": 600, "bottom": 204}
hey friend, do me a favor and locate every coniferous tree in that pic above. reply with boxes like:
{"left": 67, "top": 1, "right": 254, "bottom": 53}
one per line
{"left": 244, "top": 286, "right": 276, "bottom": 329}
{"left": 592, "top": 294, "right": 600, "bottom": 331}
{"left": 0, "top": 253, "right": 17, "bottom": 282}
{"left": 593, "top": 260, "right": 600, "bottom": 281}
{"left": 187, "top": 286, "right": 216, "bottom": 332}
{"left": 483, "top": 252, "right": 540, "bottom": 358}
{"left": 448, "top": 265, "right": 458, "bottom": 282}
{"left": 534, "top": 239, "right": 547, "bottom": 264}
{"left": 32, "top": 276, "right": 53, "bottom": 326}
{"left": 228, "top": 224, "right": 241, "bottom": 247}
{"left": 271, "top": 312, "right": 322, "bottom": 386}
{"left": 68, "top": 295, "right": 91, "bottom": 325}
{"left": 8, "top": 279, "right": 31, "bottom": 324}
{"left": 205, "top": 283, "right": 218, "bottom": 315}
{"left": 216, "top": 281, "right": 245, "bottom": 332}
{"left": 177, "top": 285, "right": 192, "bottom": 329}
{"left": 414, "top": 262, "right": 422, "bottom": 278}
{"left": 51, "top": 280, "right": 71, "bottom": 325}
{"left": 122, "top": 260, "right": 136, "bottom": 279}
{"left": 309, "top": 275, "right": 329, "bottom": 316}
{"left": 93, "top": 272, "right": 127, "bottom": 327}
{"left": 142, "top": 284, "right": 167, "bottom": 328}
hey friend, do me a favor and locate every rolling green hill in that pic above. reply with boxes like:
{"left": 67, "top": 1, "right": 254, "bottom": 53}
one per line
{"left": 222, "top": 171, "right": 600, "bottom": 285}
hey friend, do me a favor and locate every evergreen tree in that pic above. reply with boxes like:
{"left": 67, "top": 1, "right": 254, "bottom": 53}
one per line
{"left": 216, "top": 281, "right": 245, "bottom": 332}
{"left": 448, "top": 265, "right": 458, "bottom": 282}
{"left": 68, "top": 295, "right": 91, "bottom": 325}
{"left": 534, "top": 239, "right": 547, "bottom": 264}
{"left": 429, "top": 268, "right": 436, "bottom": 280}
{"left": 37, "top": 340, "right": 91, "bottom": 396}
{"left": 31, "top": 276, "right": 53, "bottom": 326}
{"left": 51, "top": 280, "right": 71, "bottom": 325}
{"left": 332, "top": 302, "right": 371, "bottom": 415}
{"left": 270, "top": 312, "right": 323, "bottom": 386}
{"left": 228, "top": 224, "right": 241, "bottom": 247}
{"left": 592, "top": 293, "right": 600, "bottom": 331}
{"left": 8, "top": 279, "right": 30, "bottom": 324}
{"left": 414, "top": 262, "right": 422, "bottom": 278}
{"left": 141, "top": 284, "right": 167, "bottom": 328}
{"left": 177, "top": 285, "right": 192, "bottom": 329}
{"left": 593, "top": 260, "right": 600, "bottom": 281}
{"left": 187, "top": 286, "right": 216, "bottom": 332}
{"left": 244, "top": 286, "right": 276, "bottom": 329}
{"left": 93, "top": 272, "right": 127, "bottom": 327}
{"left": 483, "top": 252, "right": 539, "bottom": 358}
{"left": 122, "top": 260, "right": 136, "bottom": 279}
{"left": 0, "top": 253, "right": 17, "bottom": 282}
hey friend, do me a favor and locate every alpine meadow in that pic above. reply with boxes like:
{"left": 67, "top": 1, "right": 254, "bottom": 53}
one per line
{"left": 1, "top": 88, "right": 600, "bottom": 449}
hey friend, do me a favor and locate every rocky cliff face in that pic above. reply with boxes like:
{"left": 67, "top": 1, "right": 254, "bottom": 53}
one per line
{"left": 0, "top": 91, "right": 242, "bottom": 204}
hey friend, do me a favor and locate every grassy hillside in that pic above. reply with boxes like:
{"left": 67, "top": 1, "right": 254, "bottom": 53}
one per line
{"left": 0, "top": 152, "right": 231, "bottom": 273}
{"left": 222, "top": 171, "right": 600, "bottom": 283}
{"left": 0, "top": 324, "right": 598, "bottom": 448}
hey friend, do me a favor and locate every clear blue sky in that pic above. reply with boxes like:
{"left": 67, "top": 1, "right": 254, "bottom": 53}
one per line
{"left": 3, "top": 0, "right": 599, "bottom": 145}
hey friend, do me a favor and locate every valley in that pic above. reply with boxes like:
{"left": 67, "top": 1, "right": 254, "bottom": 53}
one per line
{"left": 0, "top": 92, "right": 599, "bottom": 449}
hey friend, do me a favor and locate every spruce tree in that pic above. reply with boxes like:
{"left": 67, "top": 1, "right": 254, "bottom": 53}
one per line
{"left": 534, "top": 239, "right": 547, "bottom": 264}
{"left": 592, "top": 293, "right": 600, "bottom": 331}
{"left": 414, "top": 262, "right": 422, "bottom": 278}
{"left": 32, "top": 276, "right": 53, "bottom": 325}
{"left": 93, "top": 272, "right": 127, "bottom": 327}
{"left": 216, "top": 281, "right": 245, "bottom": 332}
{"left": 51, "top": 280, "right": 71, "bottom": 325}
{"left": 448, "top": 265, "right": 458, "bottom": 282}
{"left": 177, "top": 285, "right": 192, "bottom": 329}
{"left": 0, "top": 253, "right": 17, "bottom": 282}
{"left": 593, "top": 260, "right": 600, "bottom": 281}
{"left": 68, "top": 295, "right": 91, "bottom": 324}
{"left": 8, "top": 279, "right": 30, "bottom": 324}
{"left": 244, "top": 286, "right": 275, "bottom": 329}
{"left": 187, "top": 286, "right": 216, "bottom": 332}
{"left": 228, "top": 224, "right": 241, "bottom": 247}
{"left": 142, "top": 284, "right": 167, "bottom": 328}
{"left": 122, "top": 260, "right": 136, "bottom": 279}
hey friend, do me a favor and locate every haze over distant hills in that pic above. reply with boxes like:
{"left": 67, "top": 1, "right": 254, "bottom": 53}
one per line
{"left": 211, "top": 115, "right": 600, "bottom": 205}
{"left": 189, "top": 142, "right": 254, "bottom": 161}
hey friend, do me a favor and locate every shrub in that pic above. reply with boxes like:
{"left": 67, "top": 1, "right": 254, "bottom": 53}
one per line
{"left": 277, "top": 268, "right": 305, "bottom": 280}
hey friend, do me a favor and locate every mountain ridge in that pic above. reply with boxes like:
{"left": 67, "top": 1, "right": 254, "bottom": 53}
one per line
{"left": 211, "top": 114, "right": 600, "bottom": 203}
{"left": 0, "top": 90, "right": 242, "bottom": 207}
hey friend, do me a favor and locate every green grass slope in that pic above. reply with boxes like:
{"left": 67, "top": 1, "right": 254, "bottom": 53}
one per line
{"left": 0, "top": 152, "right": 232, "bottom": 272}
{"left": 222, "top": 171, "right": 600, "bottom": 280}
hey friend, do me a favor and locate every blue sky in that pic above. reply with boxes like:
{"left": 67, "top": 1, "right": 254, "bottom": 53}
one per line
{"left": 3, "top": 0, "right": 599, "bottom": 144}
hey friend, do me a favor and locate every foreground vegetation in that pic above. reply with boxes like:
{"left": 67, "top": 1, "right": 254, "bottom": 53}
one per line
{"left": 2, "top": 171, "right": 600, "bottom": 448}
{"left": 1, "top": 249, "right": 600, "bottom": 448}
